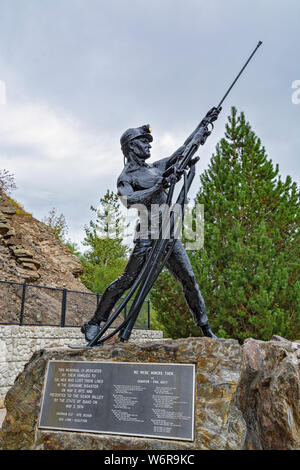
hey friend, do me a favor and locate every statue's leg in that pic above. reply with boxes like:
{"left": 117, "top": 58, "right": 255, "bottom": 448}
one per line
{"left": 81, "top": 239, "right": 151, "bottom": 342}
{"left": 165, "top": 240, "right": 217, "bottom": 338}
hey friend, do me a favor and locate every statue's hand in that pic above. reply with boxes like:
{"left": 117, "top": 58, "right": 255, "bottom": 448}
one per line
{"left": 188, "top": 156, "right": 200, "bottom": 167}
{"left": 155, "top": 176, "right": 165, "bottom": 188}
{"left": 204, "top": 106, "right": 222, "bottom": 124}
{"left": 162, "top": 168, "right": 184, "bottom": 188}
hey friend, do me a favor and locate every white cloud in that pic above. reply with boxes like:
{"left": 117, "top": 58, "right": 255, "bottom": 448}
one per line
{"left": 0, "top": 101, "right": 120, "bottom": 178}
{"left": 0, "top": 100, "right": 126, "bottom": 245}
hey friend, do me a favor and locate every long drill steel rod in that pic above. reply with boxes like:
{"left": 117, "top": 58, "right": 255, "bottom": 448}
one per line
{"left": 217, "top": 41, "right": 262, "bottom": 109}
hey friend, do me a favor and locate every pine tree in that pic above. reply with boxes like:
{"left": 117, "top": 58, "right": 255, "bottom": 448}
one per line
{"left": 151, "top": 107, "right": 300, "bottom": 342}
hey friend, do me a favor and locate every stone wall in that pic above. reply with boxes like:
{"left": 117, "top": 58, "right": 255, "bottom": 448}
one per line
{"left": 0, "top": 325, "right": 163, "bottom": 399}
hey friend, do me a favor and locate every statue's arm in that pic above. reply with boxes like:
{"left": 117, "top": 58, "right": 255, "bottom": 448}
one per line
{"left": 154, "top": 146, "right": 185, "bottom": 172}
{"left": 118, "top": 180, "right": 163, "bottom": 208}
{"left": 154, "top": 108, "right": 220, "bottom": 172}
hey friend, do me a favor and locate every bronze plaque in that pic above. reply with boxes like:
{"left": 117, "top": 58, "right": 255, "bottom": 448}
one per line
{"left": 39, "top": 360, "right": 195, "bottom": 441}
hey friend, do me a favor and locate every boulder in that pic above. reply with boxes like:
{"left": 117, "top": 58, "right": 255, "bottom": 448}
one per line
{"left": 238, "top": 337, "right": 300, "bottom": 450}
{"left": 15, "top": 267, "right": 40, "bottom": 282}
{"left": 19, "top": 262, "right": 38, "bottom": 271}
{"left": 16, "top": 258, "right": 41, "bottom": 269}
{"left": 12, "top": 248, "right": 33, "bottom": 258}
{"left": 0, "top": 223, "right": 9, "bottom": 236}
{"left": 2, "top": 228, "right": 16, "bottom": 239}
{"left": 0, "top": 206, "right": 16, "bottom": 216}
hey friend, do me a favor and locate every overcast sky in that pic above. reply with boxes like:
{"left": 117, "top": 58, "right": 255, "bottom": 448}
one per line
{"left": 0, "top": 0, "right": 299, "bottom": 247}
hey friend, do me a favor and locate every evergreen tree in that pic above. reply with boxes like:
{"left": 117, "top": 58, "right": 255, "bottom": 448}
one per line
{"left": 81, "top": 190, "right": 128, "bottom": 294}
{"left": 65, "top": 239, "right": 82, "bottom": 256}
{"left": 151, "top": 107, "right": 300, "bottom": 342}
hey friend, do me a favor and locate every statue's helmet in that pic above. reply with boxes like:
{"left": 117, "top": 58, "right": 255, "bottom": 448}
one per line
{"left": 120, "top": 124, "right": 153, "bottom": 151}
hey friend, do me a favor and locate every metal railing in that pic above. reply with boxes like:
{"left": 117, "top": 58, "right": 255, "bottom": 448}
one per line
{"left": 0, "top": 279, "right": 151, "bottom": 329}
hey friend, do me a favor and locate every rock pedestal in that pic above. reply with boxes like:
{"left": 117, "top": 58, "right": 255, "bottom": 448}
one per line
{"left": 0, "top": 337, "right": 246, "bottom": 450}
{"left": 1, "top": 336, "right": 299, "bottom": 450}
{"left": 239, "top": 337, "right": 300, "bottom": 450}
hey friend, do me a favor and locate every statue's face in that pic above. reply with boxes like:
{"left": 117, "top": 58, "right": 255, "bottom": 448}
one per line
{"left": 129, "top": 136, "right": 151, "bottom": 160}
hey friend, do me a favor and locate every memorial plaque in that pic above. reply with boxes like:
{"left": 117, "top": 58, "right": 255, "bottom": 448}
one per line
{"left": 39, "top": 360, "right": 195, "bottom": 441}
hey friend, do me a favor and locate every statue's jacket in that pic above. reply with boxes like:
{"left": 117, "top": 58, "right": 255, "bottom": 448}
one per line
{"left": 117, "top": 150, "right": 184, "bottom": 241}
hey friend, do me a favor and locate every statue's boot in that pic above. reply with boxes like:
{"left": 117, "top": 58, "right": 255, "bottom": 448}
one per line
{"left": 200, "top": 322, "right": 218, "bottom": 339}
{"left": 81, "top": 321, "right": 101, "bottom": 343}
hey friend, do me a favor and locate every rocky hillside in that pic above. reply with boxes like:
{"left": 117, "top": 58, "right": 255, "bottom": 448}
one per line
{"left": 0, "top": 191, "right": 84, "bottom": 286}
{"left": 0, "top": 190, "right": 98, "bottom": 325}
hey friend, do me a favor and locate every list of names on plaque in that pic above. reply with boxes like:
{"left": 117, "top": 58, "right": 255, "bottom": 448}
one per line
{"left": 39, "top": 361, "right": 195, "bottom": 441}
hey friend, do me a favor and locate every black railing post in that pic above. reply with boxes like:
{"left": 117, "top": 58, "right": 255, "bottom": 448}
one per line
{"left": 19, "top": 282, "right": 27, "bottom": 326}
{"left": 61, "top": 289, "right": 67, "bottom": 327}
{"left": 147, "top": 299, "right": 151, "bottom": 330}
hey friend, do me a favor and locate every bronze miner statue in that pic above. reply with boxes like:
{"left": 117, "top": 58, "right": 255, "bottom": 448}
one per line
{"left": 82, "top": 111, "right": 220, "bottom": 344}
{"left": 75, "top": 41, "right": 263, "bottom": 349}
